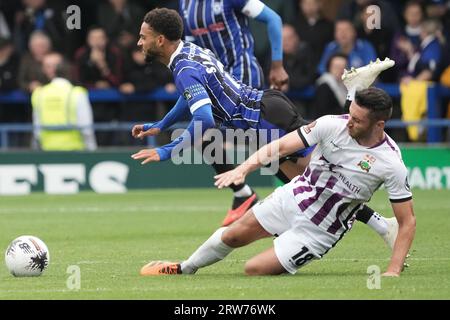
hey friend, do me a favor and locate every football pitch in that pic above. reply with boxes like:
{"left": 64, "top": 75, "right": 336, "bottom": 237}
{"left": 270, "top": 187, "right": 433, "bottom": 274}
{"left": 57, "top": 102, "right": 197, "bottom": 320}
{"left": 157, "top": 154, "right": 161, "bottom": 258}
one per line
{"left": 1, "top": 188, "right": 449, "bottom": 300}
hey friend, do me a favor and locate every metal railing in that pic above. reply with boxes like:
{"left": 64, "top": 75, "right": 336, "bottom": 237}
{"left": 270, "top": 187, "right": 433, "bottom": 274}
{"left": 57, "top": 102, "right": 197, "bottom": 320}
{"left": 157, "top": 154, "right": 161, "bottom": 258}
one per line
{"left": 1, "top": 83, "right": 450, "bottom": 149}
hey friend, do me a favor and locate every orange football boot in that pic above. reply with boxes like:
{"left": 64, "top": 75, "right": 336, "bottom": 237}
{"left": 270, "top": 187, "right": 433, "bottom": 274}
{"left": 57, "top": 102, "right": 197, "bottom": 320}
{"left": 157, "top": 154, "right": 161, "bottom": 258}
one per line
{"left": 222, "top": 193, "right": 258, "bottom": 226}
{"left": 140, "top": 261, "right": 181, "bottom": 276}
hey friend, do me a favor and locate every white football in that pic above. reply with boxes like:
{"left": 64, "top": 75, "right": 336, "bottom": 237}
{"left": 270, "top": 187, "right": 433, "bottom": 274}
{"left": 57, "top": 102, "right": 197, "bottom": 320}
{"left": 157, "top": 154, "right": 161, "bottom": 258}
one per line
{"left": 4, "top": 235, "right": 50, "bottom": 277}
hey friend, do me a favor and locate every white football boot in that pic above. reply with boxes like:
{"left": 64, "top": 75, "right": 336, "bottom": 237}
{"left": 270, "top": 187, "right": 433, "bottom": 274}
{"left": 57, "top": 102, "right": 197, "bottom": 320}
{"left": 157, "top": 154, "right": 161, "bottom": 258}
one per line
{"left": 342, "top": 57, "right": 395, "bottom": 91}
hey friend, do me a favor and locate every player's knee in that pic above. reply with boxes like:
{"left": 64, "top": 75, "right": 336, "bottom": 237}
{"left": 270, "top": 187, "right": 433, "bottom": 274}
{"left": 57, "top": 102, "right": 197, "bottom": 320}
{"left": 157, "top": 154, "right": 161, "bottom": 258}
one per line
{"left": 244, "top": 260, "right": 266, "bottom": 276}
{"left": 221, "top": 228, "right": 246, "bottom": 248}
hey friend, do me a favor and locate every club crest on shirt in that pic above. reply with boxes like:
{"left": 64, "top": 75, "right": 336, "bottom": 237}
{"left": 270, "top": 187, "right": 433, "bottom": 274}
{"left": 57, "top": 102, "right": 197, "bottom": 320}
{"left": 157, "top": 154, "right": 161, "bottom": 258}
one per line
{"left": 213, "top": 2, "right": 223, "bottom": 14}
{"left": 303, "top": 121, "right": 317, "bottom": 134}
{"left": 357, "top": 154, "right": 376, "bottom": 173}
{"left": 183, "top": 90, "right": 193, "bottom": 101}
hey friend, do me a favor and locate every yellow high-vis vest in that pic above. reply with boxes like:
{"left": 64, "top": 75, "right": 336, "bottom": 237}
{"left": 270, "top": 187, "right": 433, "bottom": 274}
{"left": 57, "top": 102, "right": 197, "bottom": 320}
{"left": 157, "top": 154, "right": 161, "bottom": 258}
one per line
{"left": 31, "top": 80, "right": 87, "bottom": 151}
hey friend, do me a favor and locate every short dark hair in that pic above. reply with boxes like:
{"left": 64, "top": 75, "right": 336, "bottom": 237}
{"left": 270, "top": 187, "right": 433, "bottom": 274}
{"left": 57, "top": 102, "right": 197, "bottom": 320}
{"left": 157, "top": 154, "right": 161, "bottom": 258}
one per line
{"left": 326, "top": 53, "right": 348, "bottom": 71}
{"left": 355, "top": 88, "right": 393, "bottom": 122}
{"left": 143, "top": 8, "right": 183, "bottom": 41}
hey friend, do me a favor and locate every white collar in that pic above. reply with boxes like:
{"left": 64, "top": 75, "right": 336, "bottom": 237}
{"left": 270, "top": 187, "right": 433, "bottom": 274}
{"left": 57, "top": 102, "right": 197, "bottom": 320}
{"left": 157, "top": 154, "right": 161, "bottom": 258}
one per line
{"left": 168, "top": 40, "right": 184, "bottom": 68}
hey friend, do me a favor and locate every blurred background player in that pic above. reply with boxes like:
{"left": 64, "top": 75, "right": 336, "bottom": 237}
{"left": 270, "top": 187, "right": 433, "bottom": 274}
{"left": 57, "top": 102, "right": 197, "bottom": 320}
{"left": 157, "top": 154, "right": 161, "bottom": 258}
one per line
{"left": 179, "top": 0, "right": 288, "bottom": 90}
{"left": 178, "top": 0, "right": 289, "bottom": 216}
{"left": 31, "top": 52, "right": 97, "bottom": 151}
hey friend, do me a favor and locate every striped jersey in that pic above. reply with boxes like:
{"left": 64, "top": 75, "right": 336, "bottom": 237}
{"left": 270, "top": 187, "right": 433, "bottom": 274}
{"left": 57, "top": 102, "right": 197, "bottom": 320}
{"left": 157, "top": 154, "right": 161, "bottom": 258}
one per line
{"left": 179, "top": 0, "right": 265, "bottom": 88}
{"left": 292, "top": 115, "right": 412, "bottom": 237}
{"left": 169, "top": 41, "right": 263, "bottom": 128}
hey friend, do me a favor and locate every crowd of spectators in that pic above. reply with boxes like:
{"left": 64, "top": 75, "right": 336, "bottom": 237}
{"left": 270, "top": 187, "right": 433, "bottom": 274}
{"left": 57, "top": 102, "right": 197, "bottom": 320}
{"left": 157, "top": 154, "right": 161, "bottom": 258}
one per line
{"left": 0, "top": 0, "right": 449, "bottom": 147}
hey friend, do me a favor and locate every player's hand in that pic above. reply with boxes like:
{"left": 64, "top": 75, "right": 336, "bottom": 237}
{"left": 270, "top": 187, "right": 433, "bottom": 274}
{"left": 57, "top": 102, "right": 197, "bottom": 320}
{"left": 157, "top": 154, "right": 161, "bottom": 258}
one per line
{"left": 269, "top": 61, "right": 289, "bottom": 92}
{"left": 131, "top": 149, "right": 161, "bottom": 164}
{"left": 214, "top": 169, "right": 246, "bottom": 189}
{"left": 131, "top": 124, "right": 161, "bottom": 139}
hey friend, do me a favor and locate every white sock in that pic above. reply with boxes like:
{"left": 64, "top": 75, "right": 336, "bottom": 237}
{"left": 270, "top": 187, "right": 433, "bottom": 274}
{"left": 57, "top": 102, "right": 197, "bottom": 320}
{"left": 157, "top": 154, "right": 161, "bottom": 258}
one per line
{"left": 234, "top": 185, "right": 252, "bottom": 197}
{"left": 180, "top": 227, "right": 233, "bottom": 274}
{"left": 366, "top": 212, "right": 388, "bottom": 235}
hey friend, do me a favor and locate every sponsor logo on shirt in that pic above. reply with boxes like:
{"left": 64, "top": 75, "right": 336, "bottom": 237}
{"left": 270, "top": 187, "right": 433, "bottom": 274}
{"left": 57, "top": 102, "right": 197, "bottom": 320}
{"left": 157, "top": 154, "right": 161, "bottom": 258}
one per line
{"left": 191, "top": 22, "right": 225, "bottom": 36}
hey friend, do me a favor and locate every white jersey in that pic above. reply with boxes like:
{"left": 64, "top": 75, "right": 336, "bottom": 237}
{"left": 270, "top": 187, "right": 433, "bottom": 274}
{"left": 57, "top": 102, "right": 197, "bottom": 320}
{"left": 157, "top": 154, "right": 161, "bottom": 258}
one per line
{"left": 291, "top": 114, "right": 412, "bottom": 237}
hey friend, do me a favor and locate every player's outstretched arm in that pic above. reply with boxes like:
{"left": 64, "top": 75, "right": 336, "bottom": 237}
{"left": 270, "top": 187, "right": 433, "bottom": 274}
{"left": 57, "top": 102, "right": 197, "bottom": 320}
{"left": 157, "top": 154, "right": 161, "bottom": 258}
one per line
{"left": 383, "top": 200, "right": 416, "bottom": 277}
{"left": 131, "top": 97, "right": 190, "bottom": 140}
{"left": 214, "top": 130, "right": 304, "bottom": 188}
{"left": 131, "top": 104, "right": 215, "bottom": 164}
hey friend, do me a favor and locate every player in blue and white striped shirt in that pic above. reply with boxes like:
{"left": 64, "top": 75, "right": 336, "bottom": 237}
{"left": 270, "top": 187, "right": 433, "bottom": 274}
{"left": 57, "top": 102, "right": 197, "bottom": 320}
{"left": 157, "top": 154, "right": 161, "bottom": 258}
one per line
{"left": 179, "top": 0, "right": 288, "bottom": 91}
{"left": 131, "top": 8, "right": 312, "bottom": 226}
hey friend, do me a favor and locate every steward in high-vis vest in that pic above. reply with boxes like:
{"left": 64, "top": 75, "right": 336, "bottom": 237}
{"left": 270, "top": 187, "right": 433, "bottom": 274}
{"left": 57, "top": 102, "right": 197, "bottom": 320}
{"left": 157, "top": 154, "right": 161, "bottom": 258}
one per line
{"left": 31, "top": 78, "right": 97, "bottom": 151}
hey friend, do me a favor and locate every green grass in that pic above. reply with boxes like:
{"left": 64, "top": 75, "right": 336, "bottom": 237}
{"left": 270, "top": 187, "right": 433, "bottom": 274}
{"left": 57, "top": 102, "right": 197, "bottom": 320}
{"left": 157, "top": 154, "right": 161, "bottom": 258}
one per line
{"left": 0, "top": 188, "right": 449, "bottom": 299}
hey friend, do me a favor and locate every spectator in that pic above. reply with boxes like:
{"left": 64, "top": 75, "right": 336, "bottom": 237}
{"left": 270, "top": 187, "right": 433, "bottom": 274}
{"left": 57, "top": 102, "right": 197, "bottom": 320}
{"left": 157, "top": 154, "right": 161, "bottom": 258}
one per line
{"left": 13, "top": 0, "right": 66, "bottom": 54}
{"left": 120, "top": 48, "right": 173, "bottom": 94}
{"left": 18, "top": 30, "right": 51, "bottom": 92}
{"left": 356, "top": 3, "right": 394, "bottom": 60}
{"left": 400, "top": 19, "right": 444, "bottom": 142}
{"left": 98, "top": 0, "right": 145, "bottom": 51}
{"left": 248, "top": 0, "right": 297, "bottom": 83}
{"left": 73, "top": 26, "right": 123, "bottom": 89}
{"left": 31, "top": 52, "right": 97, "bottom": 151}
{"left": 294, "top": 0, "right": 334, "bottom": 66}
{"left": 119, "top": 47, "right": 175, "bottom": 146}
{"left": 311, "top": 53, "right": 348, "bottom": 119}
{"left": 0, "top": 37, "right": 20, "bottom": 92}
{"left": 317, "top": 19, "right": 377, "bottom": 75}
{"left": 337, "top": 0, "right": 400, "bottom": 34}
{"left": 390, "top": 1, "right": 425, "bottom": 81}
{"left": 281, "top": 24, "right": 316, "bottom": 90}
{"left": 425, "top": 0, "right": 450, "bottom": 42}
{"left": 402, "top": 18, "right": 443, "bottom": 83}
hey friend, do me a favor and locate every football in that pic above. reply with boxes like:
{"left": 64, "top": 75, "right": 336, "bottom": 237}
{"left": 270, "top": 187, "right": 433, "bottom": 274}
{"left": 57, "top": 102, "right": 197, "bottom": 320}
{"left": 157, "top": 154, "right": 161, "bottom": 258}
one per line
{"left": 4, "top": 235, "right": 50, "bottom": 277}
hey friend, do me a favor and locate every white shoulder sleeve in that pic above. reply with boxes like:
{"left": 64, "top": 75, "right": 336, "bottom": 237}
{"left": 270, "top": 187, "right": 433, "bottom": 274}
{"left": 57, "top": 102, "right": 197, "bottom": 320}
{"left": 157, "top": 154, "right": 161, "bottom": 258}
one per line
{"left": 298, "top": 115, "right": 343, "bottom": 147}
{"left": 241, "top": 0, "right": 265, "bottom": 18}
{"left": 384, "top": 162, "right": 413, "bottom": 202}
